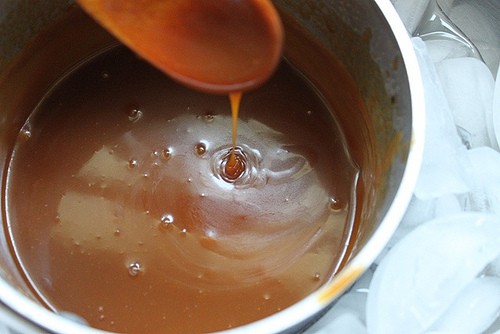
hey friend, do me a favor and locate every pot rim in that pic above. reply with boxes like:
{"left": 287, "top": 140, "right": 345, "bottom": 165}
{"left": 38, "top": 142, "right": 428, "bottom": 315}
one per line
{"left": 0, "top": 0, "right": 425, "bottom": 333}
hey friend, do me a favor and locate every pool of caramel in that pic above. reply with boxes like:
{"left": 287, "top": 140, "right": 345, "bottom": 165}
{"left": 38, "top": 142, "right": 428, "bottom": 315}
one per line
{"left": 4, "top": 34, "right": 358, "bottom": 334}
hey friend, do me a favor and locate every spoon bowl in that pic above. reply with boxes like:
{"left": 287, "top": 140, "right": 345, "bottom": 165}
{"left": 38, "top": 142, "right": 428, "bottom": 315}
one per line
{"left": 77, "top": 0, "right": 284, "bottom": 94}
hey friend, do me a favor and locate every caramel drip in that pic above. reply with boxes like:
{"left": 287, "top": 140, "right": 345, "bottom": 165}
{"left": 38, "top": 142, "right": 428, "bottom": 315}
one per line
{"left": 225, "top": 91, "right": 244, "bottom": 179}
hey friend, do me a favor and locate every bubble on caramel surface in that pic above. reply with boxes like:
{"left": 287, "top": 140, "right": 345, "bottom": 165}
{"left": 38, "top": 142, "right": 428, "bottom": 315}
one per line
{"left": 161, "top": 148, "right": 172, "bottom": 160}
{"left": 128, "top": 261, "right": 143, "bottom": 277}
{"left": 160, "top": 213, "right": 174, "bottom": 229}
{"left": 329, "top": 196, "right": 346, "bottom": 212}
{"left": 101, "top": 71, "right": 110, "bottom": 79}
{"left": 127, "top": 107, "right": 143, "bottom": 123}
{"left": 18, "top": 123, "right": 32, "bottom": 142}
{"left": 194, "top": 142, "right": 207, "bottom": 157}
{"left": 127, "top": 158, "right": 138, "bottom": 169}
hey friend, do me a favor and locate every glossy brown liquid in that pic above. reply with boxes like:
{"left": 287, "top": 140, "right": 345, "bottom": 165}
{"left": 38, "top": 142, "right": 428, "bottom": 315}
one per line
{"left": 225, "top": 91, "right": 244, "bottom": 179}
{"left": 5, "top": 45, "right": 358, "bottom": 333}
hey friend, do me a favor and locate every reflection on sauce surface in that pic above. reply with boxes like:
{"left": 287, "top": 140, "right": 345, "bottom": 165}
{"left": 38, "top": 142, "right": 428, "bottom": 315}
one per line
{"left": 5, "top": 47, "right": 358, "bottom": 333}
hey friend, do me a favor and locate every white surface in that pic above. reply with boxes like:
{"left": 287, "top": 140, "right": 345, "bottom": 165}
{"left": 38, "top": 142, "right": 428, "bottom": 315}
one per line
{"left": 306, "top": 1, "right": 500, "bottom": 333}
{"left": 494, "top": 65, "right": 500, "bottom": 150}
{"left": 437, "top": 57, "right": 495, "bottom": 149}
{"left": 429, "top": 276, "right": 500, "bottom": 333}
{"left": 366, "top": 213, "right": 500, "bottom": 334}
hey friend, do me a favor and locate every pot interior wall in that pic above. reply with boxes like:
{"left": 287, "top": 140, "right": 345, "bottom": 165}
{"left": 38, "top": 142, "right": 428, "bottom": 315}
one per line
{"left": 274, "top": 0, "right": 412, "bottom": 261}
{"left": 0, "top": 0, "right": 413, "bottom": 329}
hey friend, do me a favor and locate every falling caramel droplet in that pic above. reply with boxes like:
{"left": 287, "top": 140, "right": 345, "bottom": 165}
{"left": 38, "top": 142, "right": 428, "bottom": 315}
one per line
{"left": 224, "top": 151, "right": 246, "bottom": 180}
{"left": 229, "top": 92, "right": 242, "bottom": 150}
{"left": 225, "top": 91, "right": 245, "bottom": 179}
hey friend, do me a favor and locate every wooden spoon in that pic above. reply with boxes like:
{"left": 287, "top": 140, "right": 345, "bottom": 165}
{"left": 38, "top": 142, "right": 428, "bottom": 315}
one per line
{"left": 77, "top": 0, "right": 284, "bottom": 94}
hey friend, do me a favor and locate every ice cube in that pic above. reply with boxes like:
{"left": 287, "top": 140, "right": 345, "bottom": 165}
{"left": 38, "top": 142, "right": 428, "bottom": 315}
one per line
{"left": 444, "top": 1, "right": 500, "bottom": 76}
{"left": 401, "top": 195, "right": 436, "bottom": 226}
{"left": 463, "top": 147, "right": 500, "bottom": 213}
{"left": 485, "top": 324, "right": 500, "bottom": 334}
{"left": 402, "top": 194, "right": 463, "bottom": 233}
{"left": 390, "top": 0, "right": 431, "bottom": 34}
{"left": 484, "top": 255, "right": 500, "bottom": 277}
{"left": 434, "top": 194, "right": 463, "bottom": 217}
{"left": 412, "top": 38, "right": 470, "bottom": 199}
{"left": 436, "top": 57, "right": 495, "bottom": 149}
{"left": 493, "top": 65, "right": 500, "bottom": 150}
{"left": 401, "top": 195, "right": 463, "bottom": 228}
{"left": 311, "top": 312, "right": 367, "bottom": 334}
{"left": 425, "top": 39, "right": 477, "bottom": 64}
{"left": 428, "top": 276, "right": 500, "bottom": 334}
{"left": 381, "top": 194, "right": 464, "bottom": 266}
{"left": 366, "top": 213, "right": 500, "bottom": 334}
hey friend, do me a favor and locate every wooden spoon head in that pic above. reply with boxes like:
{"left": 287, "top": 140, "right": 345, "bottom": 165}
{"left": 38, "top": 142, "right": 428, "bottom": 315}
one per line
{"left": 78, "top": 0, "right": 284, "bottom": 94}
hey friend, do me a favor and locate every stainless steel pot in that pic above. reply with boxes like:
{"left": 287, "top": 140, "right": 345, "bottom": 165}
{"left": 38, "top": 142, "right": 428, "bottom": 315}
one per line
{"left": 0, "top": 0, "right": 424, "bottom": 333}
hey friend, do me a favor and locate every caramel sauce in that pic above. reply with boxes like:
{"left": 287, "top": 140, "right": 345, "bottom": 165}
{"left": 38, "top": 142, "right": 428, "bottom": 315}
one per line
{"left": 2, "top": 9, "right": 362, "bottom": 334}
{"left": 225, "top": 91, "right": 244, "bottom": 179}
